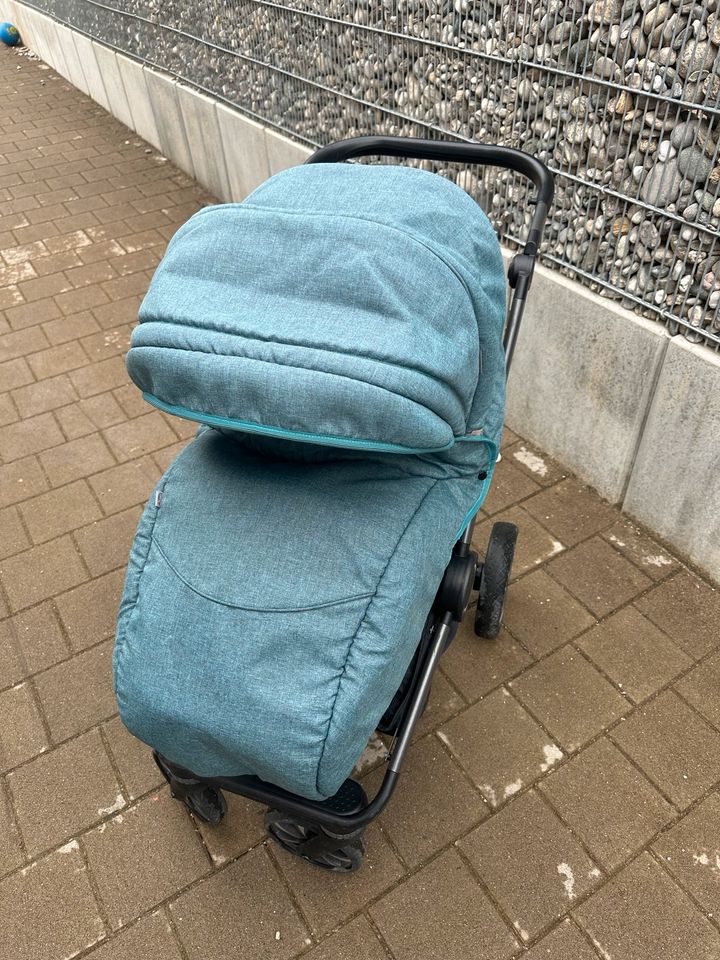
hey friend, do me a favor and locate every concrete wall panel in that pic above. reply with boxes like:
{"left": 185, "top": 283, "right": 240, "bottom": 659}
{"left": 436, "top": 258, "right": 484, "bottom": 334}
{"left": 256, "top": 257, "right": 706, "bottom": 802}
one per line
{"left": 144, "top": 67, "right": 194, "bottom": 178}
{"left": 624, "top": 338, "right": 720, "bottom": 582}
{"left": 176, "top": 84, "right": 231, "bottom": 201}
{"left": 506, "top": 265, "right": 670, "bottom": 504}
{"left": 91, "top": 41, "right": 132, "bottom": 130}
{"left": 116, "top": 56, "right": 161, "bottom": 150}
{"left": 217, "top": 105, "right": 270, "bottom": 200}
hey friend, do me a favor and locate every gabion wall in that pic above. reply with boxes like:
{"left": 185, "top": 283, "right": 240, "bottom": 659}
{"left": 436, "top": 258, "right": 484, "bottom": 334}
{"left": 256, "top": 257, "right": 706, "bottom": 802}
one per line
{"left": 27, "top": 0, "right": 720, "bottom": 347}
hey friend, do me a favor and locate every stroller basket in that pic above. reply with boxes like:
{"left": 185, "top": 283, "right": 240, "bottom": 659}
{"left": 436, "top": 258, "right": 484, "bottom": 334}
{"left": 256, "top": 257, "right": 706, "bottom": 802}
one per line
{"left": 114, "top": 136, "right": 553, "bottom": 872}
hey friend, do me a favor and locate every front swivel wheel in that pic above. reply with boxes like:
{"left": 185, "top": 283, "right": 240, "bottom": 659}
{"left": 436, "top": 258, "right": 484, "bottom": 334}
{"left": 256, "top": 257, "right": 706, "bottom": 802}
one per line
{"left": 474, "top": 521, "right": 518, "bottom": 639}
{"left": 265, "top": 809, "right": 365, "bottom": 872}
{"left": 153, "top": 752, "right": 227, "bottom": 825}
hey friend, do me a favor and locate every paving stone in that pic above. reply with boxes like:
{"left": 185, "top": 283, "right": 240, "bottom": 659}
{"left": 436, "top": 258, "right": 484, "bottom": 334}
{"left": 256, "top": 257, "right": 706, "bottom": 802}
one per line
{"left": 611, "top": 691, "right": 720, "bottom": 809}
{"left": 0, "top": 505, "right": 30, "bottom": 560}
{"left": 69, "top": 355, "right": 129, "bottom": 397}
{"left": 113, "top": 382, "right": 152, "bottom": 419}
{"left": 55, "top": 568, "right": 124, "bottom": 650}
{"left": 0, "top": 410, "right": 65, "bottom": 462}
{"left": 522, "top": 919, "right": 599, "bottom": 960}
{"left": 0, "top": 619, "right": 24, "bottom": 690}
{"left": 574, "top": 853, "right": 720, "bottom": 960}
{"left": 0, "top": 391, "right": 18, "bottom": 426}
{"left": 540, "top": 738, "right": 674, "bottom": 870}
{"left": 602, "top": 518, "right": 680, "bottom": 581}
{"left": 1, "top": 535, "right": 88, "bottom": 611}
{"left": 26, "top": 340, "right": 88, "bottom": 379}
{"left": 653, "top": 792, "right": 720, "bottom": 916}
{"left": 170, "top": 846, "right": 308, "bottom": 959}
{"left": 19, "top": 478, "right": 102, "bottom": 544}
{"left": 302, "top": 916, "right": 389, "bottom": 960}
{"left": 83, "top": 911, "right": 183, "bottom": 960}
{"left": 39, "top": 432, "right": 116, "bottom": 486}
{"left": 0, "top": 455, "right": 49, "bottom": 508}
{"left": 412, "top": 670, "right": 466, "bottom": 740}
{"left": 473, "top": 506, "right": 566, "bottom": 579}
{"left": 79, "top": 391, "right": 127, "bottom": 428}
{"left": 0, "top": 357, "right": 34, "bottom": 391}
{"left": 365, "top": 736, "right": 486, "bottom": 867}
{"left": 676, "top": 651, "right": 720, "bottom": 730}
{"left": 441, "top": 619, "right": 532, "bottom": 702}
{"left": 84, "top": 789, "right": 210, "bottom": 929}
{"left": 482, "top": 456, "right": 541, "bottom": 515}
{"left": 74, "top": 505, "right": 142, "bottom": 575}
{"left": 195, "top": 791, "right": 266, "bottom": 866}
{"left": 11, "top": 601, "right": 70, "bottom": 673}
{"left": 505, "top": 440, "right": 567, "bottom": 488}
{"left": 271, "top": 820, "right": 405, "bottom": 936}
{"left": 11, "top": 373, "right": 77, "bottom": 417}
{"left": 0, "top": 779, "right": 24, "bottom": 879}
{"left": 460, "top": 790, "right": 601, "bottom": 943}
{"left": 103, "top": 411, "right": 178, "bottom": 461}
{"left": 510, "top": 647, "right": 630, "bottom": 751}
{"left": 43, "top": 309, "right": 100, "bottom": 345}
{"left": 8, "top": 729, "right": 123, "bottom": 856}
{"left": 34, "top": 640, "right": 115, "bottom": 740}
{"left": 0, "top": 844, "right": 106, "bottom": 960}
{"left": 522, "top": 479, "right": 618, "bottom": 547}
{"left": 635, "top": 571, "right": 720, "bottom": 660}
{"left": 102, "top": 716, "right": 165, "bottom": 801}
{"left": 548, "top": 537, "right": 653, "bottom": 618}
{"left": 0, "top": 682, "right": 49, "bottom": 771}
{"left": 577, "top": 606, "right": 692, "bottom": 702}
{"left": 438, "top": 687, "right": 564, "bottom": 808}
{"left": 503, "top": 569, "right": 596, "bottom": 657}
{"left": 371, "top": 848, "right": 518, "bottom": 960}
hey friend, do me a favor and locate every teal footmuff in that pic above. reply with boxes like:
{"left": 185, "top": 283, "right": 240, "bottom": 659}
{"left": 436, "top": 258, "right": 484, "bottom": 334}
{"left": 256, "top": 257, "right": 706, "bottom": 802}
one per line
{"left": 114, "top": 160, "right": 507, "bottom": 801}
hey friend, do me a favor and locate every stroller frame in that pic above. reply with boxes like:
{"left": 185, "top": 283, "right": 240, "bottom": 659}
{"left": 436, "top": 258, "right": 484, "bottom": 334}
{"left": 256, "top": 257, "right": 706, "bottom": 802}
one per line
{"left": 155, "top": 136, "right": 554, "bottom": 869}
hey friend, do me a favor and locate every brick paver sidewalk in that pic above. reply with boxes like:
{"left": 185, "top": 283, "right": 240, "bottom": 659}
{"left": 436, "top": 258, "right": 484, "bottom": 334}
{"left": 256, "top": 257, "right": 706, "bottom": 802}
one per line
{"left": 2, "top": 44, "right": 720, "bottom": 960}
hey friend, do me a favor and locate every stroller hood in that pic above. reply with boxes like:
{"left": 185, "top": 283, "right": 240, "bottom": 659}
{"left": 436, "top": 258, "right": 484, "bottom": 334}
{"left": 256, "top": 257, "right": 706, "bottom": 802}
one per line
{"left": 127, "top": 162, "right": 506, "bottom": 454}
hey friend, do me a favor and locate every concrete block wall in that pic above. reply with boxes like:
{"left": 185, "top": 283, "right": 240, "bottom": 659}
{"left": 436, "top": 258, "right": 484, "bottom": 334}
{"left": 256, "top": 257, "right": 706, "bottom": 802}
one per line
{"left": 7, "top": 2, "right": 719, "bottom": 584}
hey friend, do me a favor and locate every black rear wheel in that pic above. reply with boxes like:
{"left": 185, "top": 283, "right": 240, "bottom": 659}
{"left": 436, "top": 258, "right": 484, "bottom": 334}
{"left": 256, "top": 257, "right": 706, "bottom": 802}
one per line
{"left": 265, "top": 809, "right": 364, "bottom": 872}
{"left": 474, "top": 522, "right": 518, "bottom": 639}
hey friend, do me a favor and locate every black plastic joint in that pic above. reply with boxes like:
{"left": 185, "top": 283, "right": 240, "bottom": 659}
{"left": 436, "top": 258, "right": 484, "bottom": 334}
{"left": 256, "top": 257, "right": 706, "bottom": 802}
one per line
{"left": 508, "top": 253, "right": 535, "bottom": 291}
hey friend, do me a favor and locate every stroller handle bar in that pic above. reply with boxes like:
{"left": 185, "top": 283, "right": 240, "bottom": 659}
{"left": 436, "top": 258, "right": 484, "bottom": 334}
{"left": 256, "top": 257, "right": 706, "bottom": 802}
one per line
{"left": 306, "top": 135, "right": 555, "bottom": 369}
{"left": 306, "top": 135, "right": 553, "bottom": 259}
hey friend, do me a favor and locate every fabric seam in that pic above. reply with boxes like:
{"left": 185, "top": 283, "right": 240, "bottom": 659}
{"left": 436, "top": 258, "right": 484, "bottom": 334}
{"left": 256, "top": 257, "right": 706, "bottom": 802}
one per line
{"left": 315, "top": 477, "right": 440, "bottom": 795}
{"left": 151, "top": 537, "right": 375, "bottom": 612}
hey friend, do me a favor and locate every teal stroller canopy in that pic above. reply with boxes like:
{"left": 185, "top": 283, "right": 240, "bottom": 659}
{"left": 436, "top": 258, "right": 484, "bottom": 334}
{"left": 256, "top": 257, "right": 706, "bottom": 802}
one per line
{"left": 126, "top": 162, "right": 506, "bottom": 454}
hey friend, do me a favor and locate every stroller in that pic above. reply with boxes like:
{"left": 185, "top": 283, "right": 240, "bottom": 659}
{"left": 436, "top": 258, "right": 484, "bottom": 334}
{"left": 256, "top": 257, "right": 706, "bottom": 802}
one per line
{"left": 113, "top": 136, "right": 553, "bottom": 872}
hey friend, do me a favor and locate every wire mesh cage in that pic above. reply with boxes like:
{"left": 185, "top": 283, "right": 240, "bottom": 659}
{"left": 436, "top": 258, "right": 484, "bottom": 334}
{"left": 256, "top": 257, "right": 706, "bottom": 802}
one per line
{"left": 29, "top": 0, "right": 720, "bottom": 347}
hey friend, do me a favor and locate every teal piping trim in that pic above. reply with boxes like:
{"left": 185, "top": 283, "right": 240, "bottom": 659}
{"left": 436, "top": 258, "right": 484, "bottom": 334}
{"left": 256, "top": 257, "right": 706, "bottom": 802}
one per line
{"left": 452, "top": 438, "right": 498, "bottom": 540}
{"left": 142, "top": 392, "right": 463, "bottom": 455}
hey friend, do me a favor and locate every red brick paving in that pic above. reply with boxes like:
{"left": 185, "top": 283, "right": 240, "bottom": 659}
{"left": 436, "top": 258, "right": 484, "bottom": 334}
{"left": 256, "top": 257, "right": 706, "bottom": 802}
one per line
{"left": 2, "top": 44, "right": 720, "bottom": 960}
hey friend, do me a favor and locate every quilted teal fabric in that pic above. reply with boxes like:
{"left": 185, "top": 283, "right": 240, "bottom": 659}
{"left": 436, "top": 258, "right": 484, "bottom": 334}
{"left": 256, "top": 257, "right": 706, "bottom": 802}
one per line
{"left": 114, "top": 161, "right": 507, "bottom": 800}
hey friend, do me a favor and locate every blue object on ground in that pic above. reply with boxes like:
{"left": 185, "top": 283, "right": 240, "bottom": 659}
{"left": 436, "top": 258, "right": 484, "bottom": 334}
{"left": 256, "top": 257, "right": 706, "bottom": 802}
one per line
{"left": 0, "top": 22, "right": 20, "bottom": 45}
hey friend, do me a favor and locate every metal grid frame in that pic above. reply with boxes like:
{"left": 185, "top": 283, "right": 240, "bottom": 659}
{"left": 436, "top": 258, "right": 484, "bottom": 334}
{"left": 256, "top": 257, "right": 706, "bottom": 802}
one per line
{"left": 24, "top": 0, "right": 720, "bottom": 348}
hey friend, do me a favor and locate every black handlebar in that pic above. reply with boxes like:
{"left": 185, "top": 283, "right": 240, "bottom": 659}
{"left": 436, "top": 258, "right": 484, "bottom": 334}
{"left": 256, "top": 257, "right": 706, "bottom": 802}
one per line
{"left": 306, "top": 135, "right": 554, "bottom": 258}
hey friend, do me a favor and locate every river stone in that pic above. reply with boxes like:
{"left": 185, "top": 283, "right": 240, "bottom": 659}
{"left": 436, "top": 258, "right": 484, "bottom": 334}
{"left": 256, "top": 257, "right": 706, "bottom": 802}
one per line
{"left": 677, "top": 147, "right": 714, "bottom": 181}
{"left": 678, "top": 40, "right": 716, "bottom": 78}
{"left": 641, "top": 158, "right": 683, "bottom": 206}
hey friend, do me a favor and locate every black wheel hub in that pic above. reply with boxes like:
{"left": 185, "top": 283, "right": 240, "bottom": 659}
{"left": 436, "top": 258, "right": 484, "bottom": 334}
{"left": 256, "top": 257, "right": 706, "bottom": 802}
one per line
{"left": 265, "top": 809, "right": 364, "bottom": 872}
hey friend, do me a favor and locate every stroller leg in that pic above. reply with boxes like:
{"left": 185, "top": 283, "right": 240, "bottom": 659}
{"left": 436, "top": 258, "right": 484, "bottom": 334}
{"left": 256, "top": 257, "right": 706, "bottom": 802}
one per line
{"left": 153, "top": 752, "right": 227, "bottom": 826}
